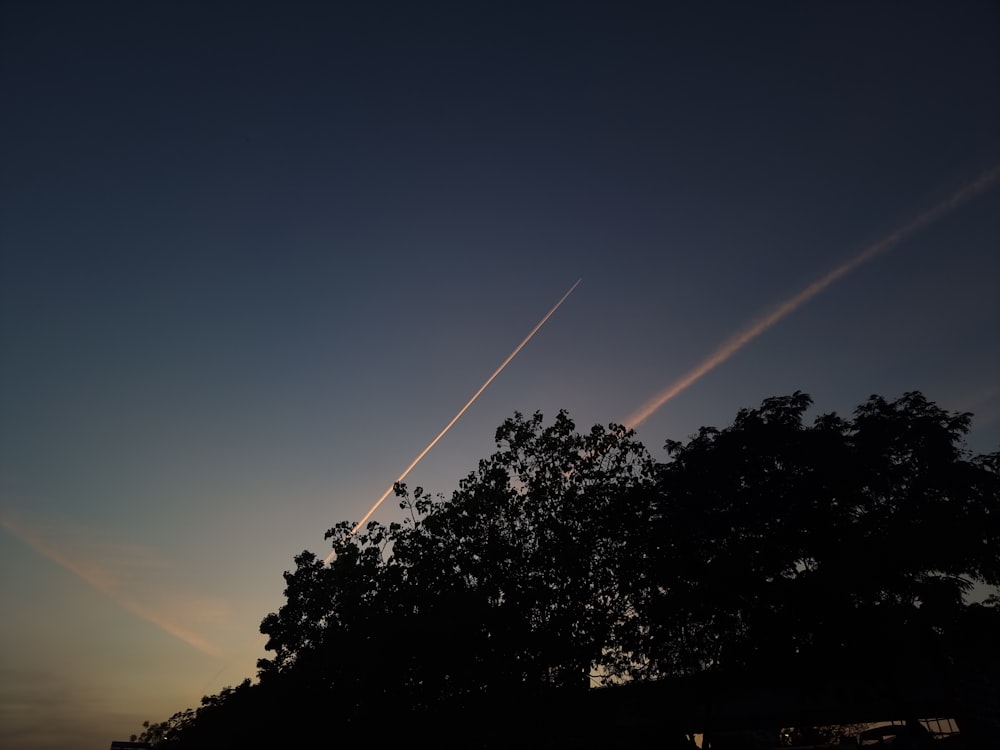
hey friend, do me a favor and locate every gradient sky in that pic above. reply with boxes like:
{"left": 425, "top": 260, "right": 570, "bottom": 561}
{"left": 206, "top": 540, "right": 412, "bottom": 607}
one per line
{"left": 2, "top": 2, "right": 999, "bottom": 748}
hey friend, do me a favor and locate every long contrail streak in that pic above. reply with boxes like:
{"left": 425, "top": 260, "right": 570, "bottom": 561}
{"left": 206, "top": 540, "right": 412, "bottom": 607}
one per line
{"left": 1, "top": 513, "right": 221, "bottom": 655}
{"left": 624, "top": 166, "right": 1000, "bottom": 430}
{"left": 325, "top": 278, "right": 582, "bottom": 563}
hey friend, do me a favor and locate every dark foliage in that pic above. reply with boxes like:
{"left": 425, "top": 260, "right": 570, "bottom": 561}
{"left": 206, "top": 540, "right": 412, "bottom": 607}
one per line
{"left": 643, "top": 391, "right": 1000, "bottom": 679}
{"left": 139, "top": 393, "right": 1000, "bottom": 748}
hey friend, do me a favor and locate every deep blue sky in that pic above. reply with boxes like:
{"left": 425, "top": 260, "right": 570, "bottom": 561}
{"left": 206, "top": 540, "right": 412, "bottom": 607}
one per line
{"left": 2, "top": 2, "right": 998, "bottom": 748}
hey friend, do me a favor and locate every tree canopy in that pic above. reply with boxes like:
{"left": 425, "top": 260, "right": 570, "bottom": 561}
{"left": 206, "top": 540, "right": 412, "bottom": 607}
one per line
{"left": 139, "top": 392, "right": 1000, "bottom": 748}
{"left": 642, "top": 391, "right": 1000, "bottom": 679}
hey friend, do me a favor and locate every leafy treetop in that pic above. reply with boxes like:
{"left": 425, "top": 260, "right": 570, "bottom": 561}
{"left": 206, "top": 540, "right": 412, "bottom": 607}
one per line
{"left": 139, "top": 393, "right": 1000, "bottom": 748}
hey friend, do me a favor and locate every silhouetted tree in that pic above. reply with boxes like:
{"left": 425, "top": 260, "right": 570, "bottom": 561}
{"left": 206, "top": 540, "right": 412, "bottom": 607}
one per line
{"left": 639, "top": 391, "right": 1000, "bottom": 682}
{"left": 139, "top": 393, "right": 1000, "bottom": 748}
{"left": 255, "top": 410, "right": 654, "bottom": 741}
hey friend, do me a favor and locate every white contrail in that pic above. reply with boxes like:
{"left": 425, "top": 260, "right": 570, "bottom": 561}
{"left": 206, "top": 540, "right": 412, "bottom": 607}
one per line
{"left": 624, "top": 165, "right": 1000, "bottom": 430}
{"left": 325, "top": 278, "right": 582, "bottom": 563}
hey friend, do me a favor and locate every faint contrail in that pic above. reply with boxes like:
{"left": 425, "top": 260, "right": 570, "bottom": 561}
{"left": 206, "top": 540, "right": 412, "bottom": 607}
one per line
{"left": 624, "top": 166, "right": 1000, "bottom": 430}
{"left": 1, "top": 513, "right": 222, "bottom": 656}
{"left": 325, "top": 278, "right": 582, "bottom": 563}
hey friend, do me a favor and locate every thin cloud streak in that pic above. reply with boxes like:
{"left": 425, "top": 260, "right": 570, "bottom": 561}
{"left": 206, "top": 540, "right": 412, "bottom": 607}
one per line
{"left": 326, "top": 278, "right": 582, "bottom": 562}
{"left": 624, "top": 166, "right": 1000, "bottom": 430}
{"left": 1, "top": 513, "right": 223, "bottom": 656}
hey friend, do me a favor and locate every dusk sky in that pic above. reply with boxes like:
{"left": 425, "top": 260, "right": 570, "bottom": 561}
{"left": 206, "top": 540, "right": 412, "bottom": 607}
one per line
{"left": 2, "top": 2, "right": 999, "bottom": 748}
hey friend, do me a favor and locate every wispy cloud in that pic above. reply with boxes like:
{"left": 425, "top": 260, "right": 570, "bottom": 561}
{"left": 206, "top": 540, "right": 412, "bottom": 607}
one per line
{"left": 1, "top": 512, "right": 227, "bottom": 656}
{"left": 0, "top": 666, "right": 94, "bottom": 750}
{"left": 625, "top": 166, "right": 1000, "bottom": 429}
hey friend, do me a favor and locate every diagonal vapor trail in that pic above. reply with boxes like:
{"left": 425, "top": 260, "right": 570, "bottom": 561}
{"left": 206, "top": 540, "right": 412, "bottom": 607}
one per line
{"left": 206, "top": 281, "right": 584, "bottom": 687}
{"left": 1, "top": 513, "right": 222, "bottom": 655}
{"left": 325, "top": 278, "right": 582, "bottom": 563}
{"left": 624, "top": 165, "right": 1000, "bottom": 431}
{"left": 204, "top": 280, "right": 585, "bottom": 686}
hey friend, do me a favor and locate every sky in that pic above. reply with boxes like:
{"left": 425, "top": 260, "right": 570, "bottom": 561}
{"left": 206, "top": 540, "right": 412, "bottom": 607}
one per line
{"left": 1, "top": 2, "right": 998, "bottom": 748}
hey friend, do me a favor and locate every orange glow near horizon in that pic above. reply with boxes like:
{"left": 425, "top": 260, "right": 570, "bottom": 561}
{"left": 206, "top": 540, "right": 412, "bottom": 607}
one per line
{"left": 624, "top": 166, "right": 1000, "bottom": 431}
